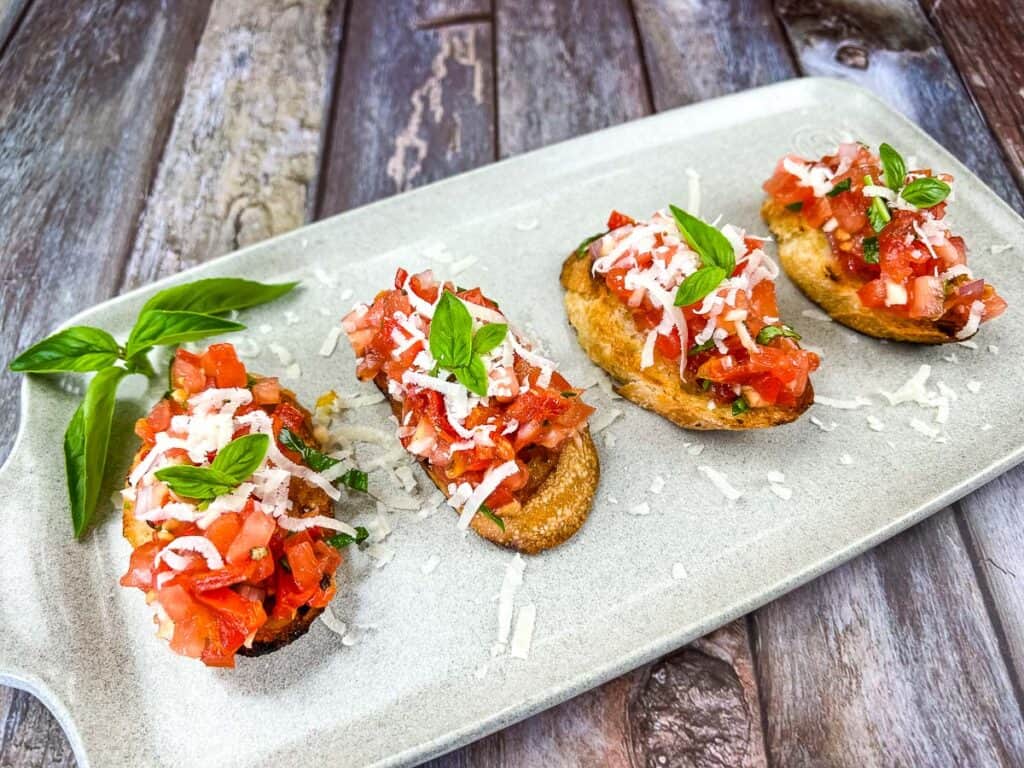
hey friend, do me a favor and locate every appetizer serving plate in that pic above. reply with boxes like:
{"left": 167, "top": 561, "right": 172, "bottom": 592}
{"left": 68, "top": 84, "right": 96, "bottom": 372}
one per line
{"left": 2, "top": 77, "right": 1023, "bottom": 768}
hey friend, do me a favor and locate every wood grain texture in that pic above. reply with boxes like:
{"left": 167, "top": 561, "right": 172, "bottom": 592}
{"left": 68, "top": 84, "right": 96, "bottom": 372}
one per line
{"left": 632, "top": 0, "right": 794, "bottom": 109}
{"left": 317, "top": 0, "right": 494, "bottom": 215}
{"left": 921, "top": 0, "right": 1024, "bottom": 188}
{"left": 0, "top": 0, "right": 28, "bottom": 54}
{"left": 122, "top": 0, "right": 343, "bottom": 288}
{"left": 0, "top": 1, "right": 212, "bottom": 766}
{"left": 773, "top": 0, "right": 1023, "bottom": 213}
{"left": 756, "top": 510, "right": 1024, "bottom": 765}
{"left": 494, "top": 0, "right": 650, "bottom": 156}
{"left": 0, "top": 0, "right": 211, "bottom": 464}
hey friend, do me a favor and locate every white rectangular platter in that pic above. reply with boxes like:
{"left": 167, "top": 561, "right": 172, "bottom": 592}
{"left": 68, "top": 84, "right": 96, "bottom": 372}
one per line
{"left": 1, "top": 78, "right": 1022, "bottom": 768}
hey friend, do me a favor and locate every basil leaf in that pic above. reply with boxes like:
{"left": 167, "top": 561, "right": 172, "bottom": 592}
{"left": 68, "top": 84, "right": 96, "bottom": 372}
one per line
{"left": 210, "top": 432, "right": 270, "bottom": 481}
{"left": 826, "top": 178, "right": 852, "bottom": 197}
{"left": 669, "top": 205, "right": 735, "bottom": 275}
{"left": 674, "top": 266, "right": 727, "bottom": 308}
{"left": 340, "top": 468, "right": 368, "bottom": 493}
{"left": 326, "top": 526, "right": 370, "bottom": 549}
{"left": 867, "top": 197, "right": 891, "bottom": 232}
{"left": 901, "top": 177, "right": 950, "bottom": 208}
{"left": 473, "top": 323, "right": 508, "bottom": 356}
{"left": 574, "top": 231, "right": 607, "bottom": 259}
{"left": 785, "top": 201, "right": 804, "bottom": 212}
{"left": 64, "top": 367, "right": 128, "bottom": 537}
{"left": 126, "top": 310, "right": 244, "bottom": 358}
{"left": 479, "top": 504, "right": 505, "bottom": 531}
{"left": 756, "top": 325, "right": 802, "bottom": 344}
{"left": 863, "top": 236, "right": 880, "bottom": 264}
{"left": 279, "top": 427, "right": 339, "bottom": 473}
{"left": 454, "top": 355, "right": 489, "bottom": 397}
{"left": 10, "top": 326, "right": 120, "bottom": 373}
{"left": 732, "top": 397, "right": 749, "bottom": 416}
{"left": 142, "top": 278, "right": 298, "bottom": 315}
{"left": 688, "top": 339, "right": 715, "bottom": 355}
{"left": 153, "top": 465, "right": 239, "bottom": 500}
{"left": 429, "top": 291, "right": 474, "bottom": 369}
{"left": 879, "top": 143, "right": 906, "bottom": 190}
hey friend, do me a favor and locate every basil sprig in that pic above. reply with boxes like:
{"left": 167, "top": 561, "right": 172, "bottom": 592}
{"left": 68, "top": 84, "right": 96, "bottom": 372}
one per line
{"left": 428, "top": 291, "right": 507, "bottom": 397}
{"left": 8, "top": 277, "right": 297, "bottom": 537}
{"left": 155, "top": 433, "right": 270, "bottom": 501}
{"left": 278, "top": 427, "right": 368, "bottom": 492}
{"left": 901, "top": 177, "right": 950, "bottom": 208}
{"left": 864, "top": 144, "right": 950, "bottom": 234}
{"left": 669, "top": 205, "right": 735, "bottom": 309}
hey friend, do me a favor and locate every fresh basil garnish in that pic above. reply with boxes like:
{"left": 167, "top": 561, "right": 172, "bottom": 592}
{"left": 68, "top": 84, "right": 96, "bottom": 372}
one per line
{"left": 878, "top": 143, "right": 906, "bottom": 191}
{"left": 867, "top": 198, "right": 891, "bottom": 233}
{"left": 428, "top": 291, "right": 507, "bottom": 397}
{"left": 785, "top": 201, "right": 804, "bottom": 212}
{"left": 326, "top": 526, "right": 370, "bottom": 549}
{"left": 125, "top": 310, "right": 245, "bottom": 359}
{"left": 479, "top": 504, "right": 506, "bottom": 531}
{"left": 141, "top": 277, "right": 297, "bottom": 315}
{"left": 732, "top": 397, "right": 749, "bottom": 416}
{"left": 64, "top": 367, "right": 128, "bottom": 537}
{"left": 901, "top": 177, "right": 950, "bottom": 208}
{"left": 669, "top": 205, "right": 736, "bottom": 275}
{"left": 9, "top": 277, "right": 297, "bottom": 538}
{"left": 688, "top": 339, "right": 716, "bottom": 355}
{"left": 862, "top": 236, "right": 880, "bottom": 264}
{"left": 574, "top": 231, "right": 607, "bottom": 259}
{"left": 699, "top": 379, "right": 712, "bottom": 392}
{"left": 674, "top": 266, "right": 728, "bottom": 308}
{"left": 755, "top": 325, "right": 801, "bottom": 344}
{"left": 156, "top": 433, "right": 270, "bottom": 501}
{"left": 279, "top": 427, "right": 369, "bottom": 492}
{"left": 826, "top": 178, "right": 852, "bottom": 197}
{"left": 10, "top": 326, "right": 121, "bottom": 373}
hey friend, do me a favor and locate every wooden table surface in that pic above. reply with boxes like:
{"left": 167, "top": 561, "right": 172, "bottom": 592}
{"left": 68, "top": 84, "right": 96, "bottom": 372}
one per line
{"left": 2, "top": 0, "right": 1023, "bottom": 765}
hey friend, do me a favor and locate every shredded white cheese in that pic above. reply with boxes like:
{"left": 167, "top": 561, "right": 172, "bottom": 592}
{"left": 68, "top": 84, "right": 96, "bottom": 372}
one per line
{"left": 698, "top": 466, "right": 742, "bottom": 501}
{"left": 510, "top": 604, "right": 537, "bottom": 660}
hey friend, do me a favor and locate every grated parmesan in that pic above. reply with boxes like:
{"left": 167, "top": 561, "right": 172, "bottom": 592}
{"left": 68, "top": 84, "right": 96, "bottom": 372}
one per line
{"left": 698, "top": 466, "right": 742, "bottom": 501}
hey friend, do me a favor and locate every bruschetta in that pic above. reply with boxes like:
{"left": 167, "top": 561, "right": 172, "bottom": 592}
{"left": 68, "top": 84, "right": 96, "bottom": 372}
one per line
{"left": 120, "top": 342, "right": 363, "bottom": 666}
{"left": 561, "top": 207, "right": 818, "bottom": 430}
{"left": 762, "top": 141, "right": 1006, "bottom": 343}
{"left": 343, "top": 269, "right": 599, "bottom": 554}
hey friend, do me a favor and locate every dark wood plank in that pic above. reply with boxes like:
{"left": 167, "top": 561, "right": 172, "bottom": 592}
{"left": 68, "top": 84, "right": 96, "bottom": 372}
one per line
{"left": 774, "top": 0, "right": 1023, "bottom": 213}
{"left": 756, "top": 510, "right": 1024, "bottom": 764}
{"left": 0, "top": 0, "right": 29, "bottom": 54}
{"left": 0, "top": 0, "right": 212, "bottom": 463}
{"left": 495, "top": 0, "right": 650, "bottom": 156}
{"left": 122, "top": 0, "right": 343, "bottom": 287}
{"left": 632, "top": 0, "right": 794, "bottom": 109}
{"left": 921, "top": 0, "right": 1024, "bottom": 189}
{"left": 317, "top": 0, "right": 494, "bottom": 216}
{"left": 0, "top": 3, "right": 213, "bottom": 764}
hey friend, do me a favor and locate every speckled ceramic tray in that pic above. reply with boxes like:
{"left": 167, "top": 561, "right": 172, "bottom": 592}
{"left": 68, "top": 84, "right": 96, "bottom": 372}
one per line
{"left": 2, "top": 77, "right": 1023, "bottom": 768}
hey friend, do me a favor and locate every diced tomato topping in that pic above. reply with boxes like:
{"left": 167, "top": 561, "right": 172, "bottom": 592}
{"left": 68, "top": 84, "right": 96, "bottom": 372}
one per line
{"left": 201, "top": 343, "right": 247, "bottom": 388}
{"left": 763, "top": 143, "right": 1005, "bottom": 336}
{"left": 251, "top": 377, "right": 280, "bottom": 405}
{"left": 607, "top": 210, "right": 635, "bottom": 230}
{"left": 171, "top": 349, "right": 206, "bottom": 394}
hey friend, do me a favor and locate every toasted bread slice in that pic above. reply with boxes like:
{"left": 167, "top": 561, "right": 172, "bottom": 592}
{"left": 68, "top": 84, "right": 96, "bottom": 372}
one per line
{"left": 560, "top": 251, "right": 814, "bottom": 430}
{"left": 762, "top": 199, "right": 960, "bottom": 344}
{"left": 378, "top": 381, "right": 598, "bottom": 554}
{"left": 122, "top": 381, "right": 334, "bottom": 656}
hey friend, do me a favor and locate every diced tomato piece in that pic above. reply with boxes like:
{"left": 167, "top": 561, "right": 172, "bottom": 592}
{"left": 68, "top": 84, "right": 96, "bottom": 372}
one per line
{"left": 120, "top": 540, "right": 161, "bottom": 590}
{"left": 803, "top": 196, "right": 832, "bottom": 229}
{"left": 284, "top": 538, "right": 321, "bottom": 593}
{"left": 908, "top": 275, "right": 945, "bottom": 320}
{"left": 201, "top": 343, "right": 247, "bottom": 388}
{"left": 251, "top": 377, "right": 281, "bottom": 405}
{"left": 828, "top": 192, "right": 868, "bottom": 233}
{"left": 857, "top": 278, "right": 889, "bottom": 309}
{"left": 606, "top": 210, "right": 635, "bottom": 230}
{"left": 982, "top": 289, "right": 1008, "bottom": 321}
{"left": 204, "top": 512, "right": 242, "bottom": 557}
{"left": 171, "top": 349, "right": 206, "bottom": 394}
{"left": 762, "top": 157, "right": 812, "bottom": 205}
{"left": 226, "top": 509, "right": 277, "bottom": 565}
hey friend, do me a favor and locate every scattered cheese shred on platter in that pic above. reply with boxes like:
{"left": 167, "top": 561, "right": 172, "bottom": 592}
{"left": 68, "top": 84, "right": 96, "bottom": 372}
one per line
{"left": 510, "top": 604, "right": 537, "bottom": 660}
{"left": 698, "top": 466, "right": 743, "bottom": 501}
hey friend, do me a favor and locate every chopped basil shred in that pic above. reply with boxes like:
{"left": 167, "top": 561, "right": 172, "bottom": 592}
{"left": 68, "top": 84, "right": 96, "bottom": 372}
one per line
{"left": 340, "top": 468, "right": 369, "bottom": 493}
{"left": 785, "top": 201, "right": 804, "bottom": 212}
{"left": 732, "top": 397, "right": 749, "bottom": 416}
{"left": 699, "top": 379, "right": 712, "bottom": 392}
{"left": 279, "top": 427, "right": 368, "bottom": 492}
{"left": 688, "top": 339, "right": 716, "bottom": 355}
{"left": 755, "top": 325, "right": 801, "bottom": 344}
{"left": 826, "top": 178, "right": 852, "bottom": 197}
{"left": 574, "top": 231, "right": 608, "bottom": 259}
{"left": 326, "top": 526, "right": 370, "bottom": 549}
{"left": 479, "top": 504, "right": 506, "bottom": 531}
{"left": 862, "top": 236, "right": 880, "bottom": 264}
{"left": 560, "top": 391, "right": 578, "bottom": 398}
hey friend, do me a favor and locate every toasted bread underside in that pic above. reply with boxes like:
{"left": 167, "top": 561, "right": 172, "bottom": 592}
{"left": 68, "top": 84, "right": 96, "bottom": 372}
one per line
{"left": 560, "top": 251, "right": 814, "bottom": 430}
{"left": 761, "top": 199, "right": 960, "bottom": 344}
{"left": 378, "top": 384, "right": 599, "bottom": 554}
{"left": 122, "top": 381, "right": 334, "bottom": 657}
